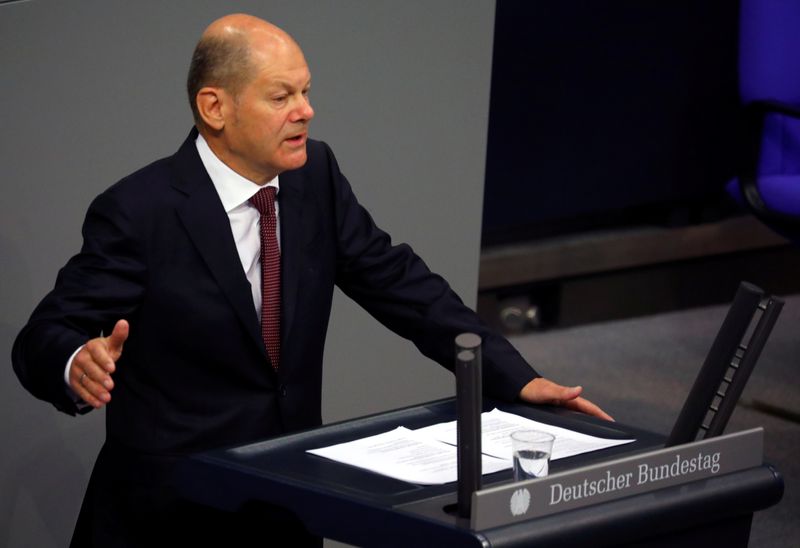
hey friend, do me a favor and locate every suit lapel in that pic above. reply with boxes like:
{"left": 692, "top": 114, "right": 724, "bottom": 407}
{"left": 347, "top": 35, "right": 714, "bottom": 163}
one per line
{"left": 170, "top": 130, "right": 267, "bottom": 361}
{"left": 277, "top": 169, "right": 308, "bottom": 373}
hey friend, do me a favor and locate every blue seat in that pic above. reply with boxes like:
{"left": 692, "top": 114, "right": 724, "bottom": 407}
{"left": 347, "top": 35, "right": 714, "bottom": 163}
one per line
{"left": 726, "top": 0, "right": 800, "bottom": 241}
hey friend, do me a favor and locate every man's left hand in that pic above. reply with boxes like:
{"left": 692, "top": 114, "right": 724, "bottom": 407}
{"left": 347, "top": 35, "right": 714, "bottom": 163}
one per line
{"left": 519, "top": 377, "right": 614, "bottom": 421}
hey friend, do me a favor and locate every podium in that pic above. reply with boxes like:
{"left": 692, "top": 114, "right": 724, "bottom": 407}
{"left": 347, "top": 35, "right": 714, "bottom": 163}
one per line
{"left": 177, "top": 398, "right": 782, "bottom": 547}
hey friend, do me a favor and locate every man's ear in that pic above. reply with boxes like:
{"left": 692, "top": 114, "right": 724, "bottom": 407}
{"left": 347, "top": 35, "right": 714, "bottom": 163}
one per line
{"left": 196, "top": 87, "right": 226, "bottom": 131}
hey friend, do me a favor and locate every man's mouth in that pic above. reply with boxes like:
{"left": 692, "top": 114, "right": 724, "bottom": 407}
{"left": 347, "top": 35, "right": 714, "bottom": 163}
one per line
{"left": 285, "top": 132, "right": 307, "bottom": 146}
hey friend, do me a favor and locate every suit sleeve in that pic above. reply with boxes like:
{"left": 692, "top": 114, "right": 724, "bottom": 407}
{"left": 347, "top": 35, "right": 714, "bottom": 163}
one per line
{"left": 12, "top": 187, "right": 146, "bottom": 415}
{"left": 323, "top": 143, "right": 538, "bottom": 402}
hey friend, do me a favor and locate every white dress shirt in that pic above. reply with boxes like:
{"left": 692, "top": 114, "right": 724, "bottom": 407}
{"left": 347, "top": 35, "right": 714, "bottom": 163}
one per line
{"left": 195, "top": 132, "right": 280, "bottom": 321}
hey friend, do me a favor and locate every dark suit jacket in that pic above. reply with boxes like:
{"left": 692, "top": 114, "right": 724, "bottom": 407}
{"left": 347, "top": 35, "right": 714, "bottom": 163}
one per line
{"left": 14, "top": 129, "right": 539, "bottom": 545}
{"left": 13, "top": 128, "right": 537, "bottom": 456}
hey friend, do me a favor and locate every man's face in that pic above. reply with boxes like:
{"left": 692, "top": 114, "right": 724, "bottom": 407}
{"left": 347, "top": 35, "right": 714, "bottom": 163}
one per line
{"left": 221, "top": 40, "right": 314, "bottom": 183}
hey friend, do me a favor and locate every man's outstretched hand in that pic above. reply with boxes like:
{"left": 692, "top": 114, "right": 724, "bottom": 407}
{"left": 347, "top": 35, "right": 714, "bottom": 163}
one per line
{"left": 519, "top": 377, "right": 614, "bottom": 421}
{"left": 69, "top": 319, "right": 129, "bottom": 409}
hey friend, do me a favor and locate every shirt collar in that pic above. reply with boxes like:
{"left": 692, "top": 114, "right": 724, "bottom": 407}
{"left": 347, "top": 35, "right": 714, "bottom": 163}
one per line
{"left": 195, "top": 132, "right": 279, "bottom": 213}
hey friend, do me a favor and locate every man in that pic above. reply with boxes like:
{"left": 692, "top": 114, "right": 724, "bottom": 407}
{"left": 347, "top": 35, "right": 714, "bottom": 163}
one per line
{"left": 13, "top": 13, "right": 610, "bottom": 547}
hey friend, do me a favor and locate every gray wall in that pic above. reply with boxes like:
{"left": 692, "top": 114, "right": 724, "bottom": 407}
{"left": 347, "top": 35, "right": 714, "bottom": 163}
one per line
{"left": 0, "top": 1, "right": 496, "bottom": 545}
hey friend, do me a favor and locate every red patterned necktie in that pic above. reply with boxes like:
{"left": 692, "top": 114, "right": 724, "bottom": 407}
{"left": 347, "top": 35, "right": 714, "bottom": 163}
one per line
{"left": 250, "top": 186, "right": 280, "bottom": 369}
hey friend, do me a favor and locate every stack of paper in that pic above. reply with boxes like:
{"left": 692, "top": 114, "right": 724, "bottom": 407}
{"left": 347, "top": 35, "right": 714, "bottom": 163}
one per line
{"left": 307, "top": 409, "right": 635, "bottom": 485}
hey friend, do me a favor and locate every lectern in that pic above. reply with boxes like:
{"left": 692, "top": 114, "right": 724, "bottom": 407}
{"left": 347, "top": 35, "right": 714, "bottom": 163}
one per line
{"left": 176, "top": 398, "right": 782, "bottom": 547}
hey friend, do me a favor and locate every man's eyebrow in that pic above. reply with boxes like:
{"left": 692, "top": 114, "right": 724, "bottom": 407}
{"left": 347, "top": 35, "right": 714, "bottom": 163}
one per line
{"left": 266, "top": 79, "right": 312, "bottom": 90}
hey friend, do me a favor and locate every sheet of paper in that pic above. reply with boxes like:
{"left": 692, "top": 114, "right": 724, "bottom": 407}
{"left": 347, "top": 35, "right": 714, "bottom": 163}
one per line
{"left": 307, "top": 426, "right": 510, "bottom": 485}
{"left": 415, "top": 408, "right": 635, "bottom": 461}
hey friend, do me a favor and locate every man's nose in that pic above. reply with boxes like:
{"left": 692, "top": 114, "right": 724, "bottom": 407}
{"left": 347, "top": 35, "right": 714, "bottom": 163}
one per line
{"left": 300, "top": 98, "right": 314, "bottom": 121}
{"left": 292, "top": 96, "right": 314, "bottom": 122}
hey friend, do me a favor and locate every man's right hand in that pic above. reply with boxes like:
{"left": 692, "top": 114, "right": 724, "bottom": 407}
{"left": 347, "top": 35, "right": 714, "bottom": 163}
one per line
{"left": 69, "top": 319, "right": 129, "bottom": 409}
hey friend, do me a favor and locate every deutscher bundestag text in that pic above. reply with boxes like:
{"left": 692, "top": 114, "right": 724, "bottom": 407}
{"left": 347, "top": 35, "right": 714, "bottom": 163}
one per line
{"left": 549, "top": 451, "right": 721, "bottom": 506}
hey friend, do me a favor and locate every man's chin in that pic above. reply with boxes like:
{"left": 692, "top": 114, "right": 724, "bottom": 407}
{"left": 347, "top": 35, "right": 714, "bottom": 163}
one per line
{"left": 292, "top": 143, "right": 309, "bottom": 159}
{"left": 279, "top": 151, "right": 308, "bottom": 173}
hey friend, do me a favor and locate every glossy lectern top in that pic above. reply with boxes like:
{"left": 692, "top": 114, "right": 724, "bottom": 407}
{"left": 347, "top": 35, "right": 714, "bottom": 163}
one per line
{"left": 177, "top": 399, "right": 782, "bottom": 547}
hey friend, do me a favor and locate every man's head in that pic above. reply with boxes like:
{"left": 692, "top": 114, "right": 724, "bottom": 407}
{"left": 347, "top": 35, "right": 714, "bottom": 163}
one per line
{"left": 187, "top": 14, "right": 314, "bottom": 184}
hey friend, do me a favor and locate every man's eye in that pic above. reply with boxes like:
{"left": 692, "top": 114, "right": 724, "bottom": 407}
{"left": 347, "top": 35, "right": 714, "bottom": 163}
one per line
{"left": 272, "top": 95, "right": 288, "bottom": 103}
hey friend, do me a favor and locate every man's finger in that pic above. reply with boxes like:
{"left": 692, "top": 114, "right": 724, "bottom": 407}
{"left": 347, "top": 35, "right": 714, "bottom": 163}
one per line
{"left": 83, "top": 340, "right": 118, "bottom": 378}
{"left": 564, "top": 396, "right": 614, "bottom": 421}
{"left": 106, "top": 319, "right": 129, "bottom": 360}
{"left": 519, "top": 378, "right": 613, "bottom": 421}
{"left": 549, "top": 384, "right": 582, "bottom": 405}
{"left": 76, "top": 383, "right": 109, "bottom": 408}
{"left": 520, "top": 378, "right": 581, "bottom": 404}
{"left": 72, "top": 354, "right": 114, "bottom": 394}
{"left": 74, "top": 343, "right": 116, "bottom": 390}
{"left": 70, "top": 368, "right": 111, "bottom": 408}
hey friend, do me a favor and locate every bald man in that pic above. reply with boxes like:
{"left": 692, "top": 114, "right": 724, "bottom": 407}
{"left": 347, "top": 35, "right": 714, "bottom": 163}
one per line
{"left": 13, "top": 14, "right": 609, "bottom": 547}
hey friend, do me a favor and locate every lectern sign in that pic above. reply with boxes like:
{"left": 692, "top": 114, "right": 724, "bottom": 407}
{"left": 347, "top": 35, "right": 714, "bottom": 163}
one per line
{"left": 471, "top": 428, "right": 763, "bottom": 530}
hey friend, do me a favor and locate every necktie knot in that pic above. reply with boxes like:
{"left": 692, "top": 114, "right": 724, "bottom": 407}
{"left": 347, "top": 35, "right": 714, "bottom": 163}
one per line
{"left": 250, "top": 186, "right": 277, "bottom": 215}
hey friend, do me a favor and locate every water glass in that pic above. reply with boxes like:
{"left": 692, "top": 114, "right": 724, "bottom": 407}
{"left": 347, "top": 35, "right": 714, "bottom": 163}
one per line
{"left": 511, "top": 430, "right": 555, "bottom": 481}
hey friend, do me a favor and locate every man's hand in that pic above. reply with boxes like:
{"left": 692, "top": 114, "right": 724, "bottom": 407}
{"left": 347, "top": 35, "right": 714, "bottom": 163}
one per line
{"left": 519, "top": 377, "right": 614, "bottom": 421}
{"left": 69, "top": 319, "right": 129, "bottom": 409}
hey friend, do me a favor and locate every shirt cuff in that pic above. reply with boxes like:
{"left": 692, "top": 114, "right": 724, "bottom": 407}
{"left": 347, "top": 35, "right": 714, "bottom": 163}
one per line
{"left": 64, "top": 345, "right": 90, "bottom": 408}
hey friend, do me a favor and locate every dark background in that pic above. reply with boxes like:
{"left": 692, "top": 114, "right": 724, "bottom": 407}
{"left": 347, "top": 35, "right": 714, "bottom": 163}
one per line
{"left": 483, "top": 0, "right": 741, "bottom": 245}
